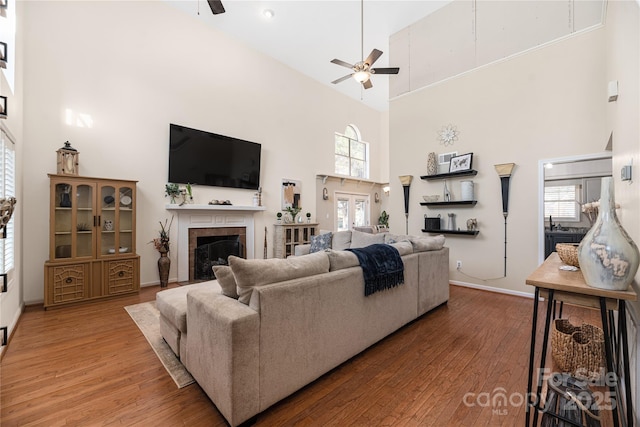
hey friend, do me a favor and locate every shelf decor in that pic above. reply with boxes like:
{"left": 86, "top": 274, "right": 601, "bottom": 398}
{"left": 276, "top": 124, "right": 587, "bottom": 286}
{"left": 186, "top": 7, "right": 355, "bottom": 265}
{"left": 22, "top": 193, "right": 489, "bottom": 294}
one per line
{"left": 449, "top": 152, "right": 473, "bottom": 173}
{"left": 56, "top": 141, "right": 79, "bottom": 175}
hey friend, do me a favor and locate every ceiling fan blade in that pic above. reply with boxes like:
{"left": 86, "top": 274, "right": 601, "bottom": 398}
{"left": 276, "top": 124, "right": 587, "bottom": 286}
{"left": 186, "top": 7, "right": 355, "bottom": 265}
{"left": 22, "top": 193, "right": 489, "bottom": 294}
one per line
{"left": 363, "top": 49, "right": 383, "bottom": 67}
{"left": 363, "top": 79, "right": 373, "bottom": 90}
{"left": 371, "top": 67, "right": 400, "bottom": 75}
{"left": 331, "top": 58, "right": 355, "bottom": 69}
{"left": 332, "top": 74, "right": 354, "bottom": 84}
{"left": 207, "top": 0, "right": 225, "bottom": 14}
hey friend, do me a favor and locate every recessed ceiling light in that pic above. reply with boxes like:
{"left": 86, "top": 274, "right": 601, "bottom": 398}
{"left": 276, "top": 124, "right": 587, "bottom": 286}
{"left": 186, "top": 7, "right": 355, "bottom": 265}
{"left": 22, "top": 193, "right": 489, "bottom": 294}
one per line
{"left": 262, "top": 9, "right": 275, "bottom": 19}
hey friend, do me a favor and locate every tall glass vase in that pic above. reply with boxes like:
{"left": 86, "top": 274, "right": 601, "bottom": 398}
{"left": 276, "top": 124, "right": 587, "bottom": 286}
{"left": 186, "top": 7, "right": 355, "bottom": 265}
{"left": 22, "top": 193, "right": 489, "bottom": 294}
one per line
{"left": 158, "top": 250, "right": 170, "bottom": 288}
{"left": 577, "top": 177, "right": 639, "bottom": 291}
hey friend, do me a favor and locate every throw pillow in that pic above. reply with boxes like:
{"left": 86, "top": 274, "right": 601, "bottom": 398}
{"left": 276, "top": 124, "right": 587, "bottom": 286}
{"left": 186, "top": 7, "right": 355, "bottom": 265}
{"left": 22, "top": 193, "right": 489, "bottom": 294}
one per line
{"left": 230, "top": 251, "right": 330, "bottom": 305}
{"left": 212, "top": 265, "right": 239, "bottom": 299}
{"left": 410, "top": 235, "right": 446, "bottom": 252}
{"left": 350, "top": 229, "right": 385, "bottom": 248}
{"left": 310, "top": 232, "right": 332, "bottom": 253}
{"left": 331, "top": 230, "right": 352, "bottom": 251}
{"left": 384, "top": 233, "right": 411, "bottom": 244}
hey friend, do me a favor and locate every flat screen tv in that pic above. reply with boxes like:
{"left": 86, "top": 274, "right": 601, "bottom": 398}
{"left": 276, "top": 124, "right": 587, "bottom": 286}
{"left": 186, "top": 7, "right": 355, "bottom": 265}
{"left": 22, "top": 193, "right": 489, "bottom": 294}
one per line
{"left": 168, "top": 124, "right": 261, "bottom": 190}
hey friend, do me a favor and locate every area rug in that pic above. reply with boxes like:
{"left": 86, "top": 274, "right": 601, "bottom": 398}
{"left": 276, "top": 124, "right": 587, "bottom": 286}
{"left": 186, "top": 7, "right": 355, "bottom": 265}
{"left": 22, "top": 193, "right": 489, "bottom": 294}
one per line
{"left": 124, "top": 301, "right": 195, "bottom": 388}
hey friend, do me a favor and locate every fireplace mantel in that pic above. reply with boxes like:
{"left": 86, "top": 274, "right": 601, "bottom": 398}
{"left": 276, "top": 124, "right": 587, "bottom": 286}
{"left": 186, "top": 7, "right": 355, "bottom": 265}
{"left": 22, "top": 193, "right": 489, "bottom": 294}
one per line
{"left": 166, "top": 204, "right": 265, "bottom": 282}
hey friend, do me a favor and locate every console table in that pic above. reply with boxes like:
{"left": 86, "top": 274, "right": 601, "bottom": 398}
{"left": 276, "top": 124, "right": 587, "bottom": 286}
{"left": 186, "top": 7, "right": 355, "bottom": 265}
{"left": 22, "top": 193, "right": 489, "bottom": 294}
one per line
{"left": 273, "top": 223, "right": 318, "bottom": 258}
{"left": 525, "top": 253, "right": 637, "bottom": 427}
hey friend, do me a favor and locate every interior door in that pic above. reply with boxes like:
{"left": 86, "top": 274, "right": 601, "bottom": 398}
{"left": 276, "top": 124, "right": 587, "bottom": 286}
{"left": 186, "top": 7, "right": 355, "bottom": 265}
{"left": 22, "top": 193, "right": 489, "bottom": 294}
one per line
{"left": 335, "top": 192, "right": 370, "bottom": 231}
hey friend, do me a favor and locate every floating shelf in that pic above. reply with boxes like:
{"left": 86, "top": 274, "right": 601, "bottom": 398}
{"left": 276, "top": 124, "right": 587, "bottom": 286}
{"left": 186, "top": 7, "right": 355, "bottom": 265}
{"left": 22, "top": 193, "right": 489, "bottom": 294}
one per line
{"left": 420, "top": 200, "right": 477, "bottom": 207}
{"left": 422, "top": 229, "right": 480, "bottom": 236}
{"left": 420, "top": 170, "right": 478, "bottom": 181}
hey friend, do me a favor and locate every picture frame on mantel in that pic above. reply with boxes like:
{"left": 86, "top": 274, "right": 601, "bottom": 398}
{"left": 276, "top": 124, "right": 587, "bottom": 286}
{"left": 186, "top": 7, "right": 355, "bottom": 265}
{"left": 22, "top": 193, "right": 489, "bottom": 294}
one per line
{"left": 449, "top": 152, "right": 473, "bottom": 173}
{"left": 281, "top": 179, "right": 301, "bottom": 210}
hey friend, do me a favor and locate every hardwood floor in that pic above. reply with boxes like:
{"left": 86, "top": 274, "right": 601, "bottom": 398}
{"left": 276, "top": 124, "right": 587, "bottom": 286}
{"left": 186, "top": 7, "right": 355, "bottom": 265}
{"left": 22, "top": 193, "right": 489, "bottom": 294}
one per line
{"left": 0, "top": 284, "right": 611, "bottom": 426}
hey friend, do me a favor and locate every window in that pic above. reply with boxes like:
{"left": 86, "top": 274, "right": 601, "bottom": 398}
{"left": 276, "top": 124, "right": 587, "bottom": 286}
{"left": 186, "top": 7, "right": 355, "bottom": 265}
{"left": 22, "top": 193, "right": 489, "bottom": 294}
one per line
{"left": 544, "top": 184, "right": 580, "bottom": 221}
{"left": 0, "top": 129, "right": 15, "bottom": 273}
{"left": 335, "top": 125, "right": 369, "bottom": 179}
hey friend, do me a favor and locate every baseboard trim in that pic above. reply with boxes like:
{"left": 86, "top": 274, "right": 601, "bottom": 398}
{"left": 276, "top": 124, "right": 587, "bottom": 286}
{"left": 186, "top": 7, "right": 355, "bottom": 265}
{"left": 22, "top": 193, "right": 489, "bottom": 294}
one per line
{"left": 450, "top": 280, "right": 535, "bottom": 299}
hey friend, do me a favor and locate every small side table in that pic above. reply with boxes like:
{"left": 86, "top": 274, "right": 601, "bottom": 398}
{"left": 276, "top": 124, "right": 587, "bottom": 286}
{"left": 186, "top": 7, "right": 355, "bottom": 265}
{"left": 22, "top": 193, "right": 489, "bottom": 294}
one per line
{"left": 525, "top": 253, "right": 637, "bottom": 427}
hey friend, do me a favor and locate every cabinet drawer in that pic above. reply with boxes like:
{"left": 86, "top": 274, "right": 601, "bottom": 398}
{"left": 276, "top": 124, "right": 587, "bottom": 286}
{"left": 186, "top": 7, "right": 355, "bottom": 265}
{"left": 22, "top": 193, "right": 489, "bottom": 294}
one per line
{"left": 105, "top": 258, "right": 139, "bottom": 295}
{"left": 46, "top": 263, "right": 90, "bottom": 306}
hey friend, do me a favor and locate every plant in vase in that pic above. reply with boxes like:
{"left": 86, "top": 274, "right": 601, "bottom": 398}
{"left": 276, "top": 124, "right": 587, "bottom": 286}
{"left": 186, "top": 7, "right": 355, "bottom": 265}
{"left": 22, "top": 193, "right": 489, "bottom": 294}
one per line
{"left": 165, "top": 183, "right": 180, "bottom": 204}
{"left": 151, "top": 216, "right": 173, "bottom": 288}
{"left": 285, "top": 206, "right": 301, "bottom": 223}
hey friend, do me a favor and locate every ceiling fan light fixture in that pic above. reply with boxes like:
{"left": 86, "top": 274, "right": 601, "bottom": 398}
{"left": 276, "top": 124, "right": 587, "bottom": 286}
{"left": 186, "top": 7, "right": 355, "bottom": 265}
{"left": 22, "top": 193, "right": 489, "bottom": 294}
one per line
{"left": 353, "top": 70, "right": 370, "bottom": 83}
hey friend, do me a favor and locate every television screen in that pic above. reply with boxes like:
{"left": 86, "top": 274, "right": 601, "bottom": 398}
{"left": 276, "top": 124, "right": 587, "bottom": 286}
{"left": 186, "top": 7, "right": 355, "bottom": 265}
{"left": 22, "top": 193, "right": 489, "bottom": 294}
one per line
{"left": 169, "top": 124, "right": 261, "bottom": 190}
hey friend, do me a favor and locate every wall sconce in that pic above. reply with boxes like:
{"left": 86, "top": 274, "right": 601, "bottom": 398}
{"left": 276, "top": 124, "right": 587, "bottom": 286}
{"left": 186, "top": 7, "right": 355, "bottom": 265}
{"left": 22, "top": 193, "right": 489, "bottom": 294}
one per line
{"left": 0, "top": 96, "right": 6, "bottom": 119}
{"left": 0, "top": 42, "right": 6, "bottom": 69}
{"left": 383, "top": 185, "right": 390, "bottom": 196}
{"left": 56, "top": 141, "right": 80, "bottom": 175}
{"left": 399, "top": 175, "right": 413, "bottom": 234}
{"left": 494, "top": 163, "right": 516, "bottom": 276}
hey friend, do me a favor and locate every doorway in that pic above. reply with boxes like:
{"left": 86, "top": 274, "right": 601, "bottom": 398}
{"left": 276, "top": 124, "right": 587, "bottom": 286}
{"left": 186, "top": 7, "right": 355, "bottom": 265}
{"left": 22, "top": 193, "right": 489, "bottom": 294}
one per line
{"left": 335, "top": 192, "right": 370, "bottom": 232}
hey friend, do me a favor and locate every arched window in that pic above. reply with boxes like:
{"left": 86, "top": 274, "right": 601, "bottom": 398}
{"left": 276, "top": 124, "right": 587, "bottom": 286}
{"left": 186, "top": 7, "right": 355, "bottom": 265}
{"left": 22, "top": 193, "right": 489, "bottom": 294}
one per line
{"left": 334, "top": 124, "right": 369, "bottom": 179}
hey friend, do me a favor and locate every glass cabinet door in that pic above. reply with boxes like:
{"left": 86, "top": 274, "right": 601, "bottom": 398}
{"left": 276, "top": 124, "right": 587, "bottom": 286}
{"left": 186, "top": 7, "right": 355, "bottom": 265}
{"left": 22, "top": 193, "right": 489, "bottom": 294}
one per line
{"left": 53, "top": 182, "right": 74, "bottom": 260}
{"left": 52, "top": 181, "right": 96, "bottom": 260}
{"left": 117, "top": 184, "right": 134, "bottom": 255}
{"left": 99, "top": 185, "right": 117, "bottom": 256}
{"left": 75, "top": 183, "right": 94, "bottom": 258}
{"left": 98, "top": 183, "right": 134, "bottom": 257}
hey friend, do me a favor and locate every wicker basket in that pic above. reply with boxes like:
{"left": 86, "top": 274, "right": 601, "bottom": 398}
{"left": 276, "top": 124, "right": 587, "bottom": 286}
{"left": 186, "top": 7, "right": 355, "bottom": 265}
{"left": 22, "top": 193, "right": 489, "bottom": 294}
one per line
{"left": 551, "top": 318, "right": 605, "bottom": 381}
{"left": 556, "top": 243, "right": 580, "bottom": 267}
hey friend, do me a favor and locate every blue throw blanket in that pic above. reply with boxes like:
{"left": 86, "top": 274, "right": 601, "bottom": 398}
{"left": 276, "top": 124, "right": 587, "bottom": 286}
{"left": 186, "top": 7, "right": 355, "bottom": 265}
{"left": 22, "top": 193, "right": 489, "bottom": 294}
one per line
{"left": 346, "top": 244, "right": 404, "bottom": 296}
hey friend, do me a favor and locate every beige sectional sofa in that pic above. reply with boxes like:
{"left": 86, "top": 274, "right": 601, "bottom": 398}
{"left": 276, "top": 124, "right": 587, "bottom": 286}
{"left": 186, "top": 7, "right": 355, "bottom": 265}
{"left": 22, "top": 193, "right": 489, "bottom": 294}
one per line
{"left": 156, "top": 231, "right": 449, "bottom": 426}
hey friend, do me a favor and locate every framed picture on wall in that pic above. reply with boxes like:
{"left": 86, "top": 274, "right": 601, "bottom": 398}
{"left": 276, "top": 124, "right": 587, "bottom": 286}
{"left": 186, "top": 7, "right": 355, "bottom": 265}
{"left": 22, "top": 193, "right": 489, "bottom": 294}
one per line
{"left": 281, "top": 179, "right": 301, "bottom": 210}
{"left": 449, "top": 153, "right": 473, "bottom": 173}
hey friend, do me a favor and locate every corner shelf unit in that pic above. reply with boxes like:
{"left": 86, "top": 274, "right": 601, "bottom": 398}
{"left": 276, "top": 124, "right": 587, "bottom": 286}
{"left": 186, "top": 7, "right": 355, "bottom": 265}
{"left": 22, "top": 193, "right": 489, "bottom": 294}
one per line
{"left": 422, "top": 229, "right": 479, "bottom": 236}
{"left": 420, "top": 170, "right": 478, "bottom": 181}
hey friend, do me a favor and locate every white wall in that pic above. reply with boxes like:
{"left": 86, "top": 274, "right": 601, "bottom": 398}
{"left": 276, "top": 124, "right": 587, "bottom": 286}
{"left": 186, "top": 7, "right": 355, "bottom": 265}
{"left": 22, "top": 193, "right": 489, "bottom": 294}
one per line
{"left": 389, "top": 26, "right": 608, "bottom": 295}
{"left": 21, "top": 1, "right": 383, "bottom": 303}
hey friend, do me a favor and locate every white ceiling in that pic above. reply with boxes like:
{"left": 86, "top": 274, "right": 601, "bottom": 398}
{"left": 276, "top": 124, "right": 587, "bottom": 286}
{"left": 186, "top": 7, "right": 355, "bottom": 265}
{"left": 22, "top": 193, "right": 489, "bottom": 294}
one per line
{"left": 168, "top": 0, "right": 453, "bottom": 111}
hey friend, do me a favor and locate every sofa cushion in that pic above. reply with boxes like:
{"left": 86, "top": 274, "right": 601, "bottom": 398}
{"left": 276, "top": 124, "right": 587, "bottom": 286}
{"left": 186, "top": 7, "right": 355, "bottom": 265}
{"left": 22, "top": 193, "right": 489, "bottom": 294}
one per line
{"left": 310, "top": 232, "right": 332, "bottom": 253}
{"left": 327, "top": 249, "right": 360, "bottom": 271}
{"left": 389, "top": 241, "right": 414, "bottom": 256}
{"left": 350, "top": 229, "right": 385, "bottom": 248}
{"left": 410, "top": 235, "right": 446, "bottom": 252}
{"left": 331, "top": 230, "right": 352, "bottom": 250}
{"left": 230, "top": 251, "right": 331, "bottom": 304}
{"left": 212, "top": 265, "right": 239, "bottom": 299}
{"left": 384, "top": 233, "right": 411, "bottom": 244}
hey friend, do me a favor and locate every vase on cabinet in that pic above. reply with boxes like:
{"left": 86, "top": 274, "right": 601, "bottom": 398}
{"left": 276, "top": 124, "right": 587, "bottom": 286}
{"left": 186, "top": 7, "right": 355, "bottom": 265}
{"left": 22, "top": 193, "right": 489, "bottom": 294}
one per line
{"left": 158, "top": 250, "right": 170, "bottom": 288}
{"left": 577, "top": 177, "right": 639, "bottom": 291}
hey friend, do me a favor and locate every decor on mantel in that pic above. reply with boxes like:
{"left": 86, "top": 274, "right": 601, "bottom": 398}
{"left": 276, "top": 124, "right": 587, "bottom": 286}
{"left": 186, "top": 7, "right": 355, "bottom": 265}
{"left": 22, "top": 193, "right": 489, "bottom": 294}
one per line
{"left": 578, "top": 177, "right": 639, "bottom": 291}
{"left": 151, "top": 216, "right": 173, "bottom": 288}
{"left": 56, "top": 141, "right": 79, "bottom": 175}
{"left": 495, "top": 163, "right": 516, "bottom": 277}
{"left": 165, "top": 183, "right": 180, "bottom": 204}
{"left": 399, "top": 175, "right": 413, "bottom": 234}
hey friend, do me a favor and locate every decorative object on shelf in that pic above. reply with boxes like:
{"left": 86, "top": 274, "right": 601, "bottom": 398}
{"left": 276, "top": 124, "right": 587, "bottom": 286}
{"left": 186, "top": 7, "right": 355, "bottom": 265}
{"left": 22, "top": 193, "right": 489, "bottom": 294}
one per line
{"left": 495, "top": 162, "right": 516, "bottom": 277}
{"left": 76, "top": 223, "right": 90, "bottom": 232}
{"left": 427, "top": 152, "right": 437, "bottom": 176}
{"left": 120, "top": 194, "right": 132, "bottom": 206}
{"left": 399, "top": 175, "right": 413, "bottom": 234}
{"left": 285, "top": 206, "right": 301, "bottom": 224}
{"left": 461, "top": 180, "right": 474, "bottom": 201}
{"left": 306, "top": 212, "right": 311, "bottom": 223}
{"left": 438, "top": 124, "right": 459, "bottom": 146}
{"left": 276, "top": 212, "right": 282, "bottom": 223}
{"left": 253, "top": 187, "right": 262, "bottom": 207}
{"left": 0, "top": 95, "right": 6, "bottom": 119}
{"left": 282, "top": 179, "right": 301, "bottom": 210}
{"left": 322, "top": 187, "right": 329, "bottom": 200}
{"left": 423, "top": 195, "right": 440, "bottom": 202}
{"left": 151, "top": 216, "right": 174, "bottom": 288}
{"left": 103, "top": 220, "right": 113, "bottom": 231}
{"left": 179, "top": 183, "right": 193, "bottom": 206}
{"left": 207, "top": 199, "right": 232, "bottom": 205}
{"left": 425, "top": 215, "right": 441, "bottom": 230}
{"left": 103, "top": 195, "right": 115, "bottom": 205}
{"left": 578, "top": 177, "right": 639, "bottom": 291}
{"left": 165, "top": 183, "right": 180, "bottom": 204}
{"left": 378, "top": 210, "right": 389, "bottom": 228}
{"left": 0, "top": 41, "right": 6, "bottom": 69}
{"left": 443, "top": 180, "right": 451, "bottom": 202}
{"left": 466, "top": 218, "right": 477, "bottom": 232}
{"left": 447, "top": 213, "right": 456, "bottom": 230}
{"left": 56, "top": 141, "right": 79, "bottom": 175}
{"left": 59, "top": 184, "right": 72, "bottom": 207}
{"left": 0, "top": 196, "right": 16, "bottom": 236}
{"left": 449, "top": 152, "right": 473, "bottom": 173}
{"left": 556, "top": 243, "right": 580, "bottom": 267}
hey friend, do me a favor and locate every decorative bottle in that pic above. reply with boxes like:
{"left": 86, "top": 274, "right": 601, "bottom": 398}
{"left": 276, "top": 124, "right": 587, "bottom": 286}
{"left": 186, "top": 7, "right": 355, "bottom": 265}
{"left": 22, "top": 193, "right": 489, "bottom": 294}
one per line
{"left": 427, "top": 152, "right": 437, "bottom": 176}
{"left": 577, "top": 177, "right": 639, "bottom": 291}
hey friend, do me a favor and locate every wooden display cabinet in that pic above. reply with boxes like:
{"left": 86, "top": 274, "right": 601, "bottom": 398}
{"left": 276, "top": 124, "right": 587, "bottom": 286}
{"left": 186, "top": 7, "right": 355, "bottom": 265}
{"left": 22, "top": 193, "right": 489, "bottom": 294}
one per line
{"left": 44, "top": 174, "right": 140, "bottom": 308}
{"left": 273, "top": 223, "right": 318, "bottom": 258}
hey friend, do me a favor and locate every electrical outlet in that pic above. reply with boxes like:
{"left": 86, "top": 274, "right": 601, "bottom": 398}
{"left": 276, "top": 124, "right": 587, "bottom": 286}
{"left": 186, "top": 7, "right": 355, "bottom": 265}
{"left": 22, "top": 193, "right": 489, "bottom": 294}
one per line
{"left": 456, "top": 260, "right": 462, "bottom": 269}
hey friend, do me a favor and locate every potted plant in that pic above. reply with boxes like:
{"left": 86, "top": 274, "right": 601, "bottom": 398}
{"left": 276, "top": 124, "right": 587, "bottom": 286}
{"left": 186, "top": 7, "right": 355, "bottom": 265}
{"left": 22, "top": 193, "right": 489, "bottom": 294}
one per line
{"left": 276, "top": 212, "right": 283, "bottom": 223}
{"left": 306, "top": 212, "right": 311, "bottom": 223}
{"left": 151, "top": 216, "right": 173, "bottom": 287}
{"left": 285, "top": 206, "right": 301, "bottom": 223}
{"left": 378, "top": 210, "right": 389, "bottom": 228}
{"left": 165, "top": 183, "right": 180, "bottom": 204}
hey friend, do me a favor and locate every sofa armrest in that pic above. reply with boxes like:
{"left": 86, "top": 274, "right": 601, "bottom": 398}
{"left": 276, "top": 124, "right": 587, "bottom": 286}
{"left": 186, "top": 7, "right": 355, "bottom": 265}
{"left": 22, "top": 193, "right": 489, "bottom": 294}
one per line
{"left": 294, "top": 244, "right": 311, "bottom": 256}
{"left": 185, "top": 288, "right": 260, "bottom": 427}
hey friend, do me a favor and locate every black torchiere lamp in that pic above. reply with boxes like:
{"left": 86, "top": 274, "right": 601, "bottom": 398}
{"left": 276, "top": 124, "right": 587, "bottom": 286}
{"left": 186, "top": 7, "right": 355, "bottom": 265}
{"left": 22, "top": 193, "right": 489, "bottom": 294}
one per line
{"left": 495, "top": 163, "right": 516, "bottom": 277}
{"left": 399, "top": 175, "right": 413, "bottom": 234}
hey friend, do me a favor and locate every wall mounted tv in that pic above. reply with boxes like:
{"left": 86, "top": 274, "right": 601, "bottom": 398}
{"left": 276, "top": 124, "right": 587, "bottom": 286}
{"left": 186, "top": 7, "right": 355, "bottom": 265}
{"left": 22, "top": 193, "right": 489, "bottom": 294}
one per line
{"left": 168, "top": 124, "right": 261, "bottom": 190}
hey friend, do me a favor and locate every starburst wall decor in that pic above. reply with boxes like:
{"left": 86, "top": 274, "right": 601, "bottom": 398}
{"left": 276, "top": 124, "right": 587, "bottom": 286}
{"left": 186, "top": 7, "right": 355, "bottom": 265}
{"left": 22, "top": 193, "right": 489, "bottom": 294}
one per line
{"left": 438, "top": 124, "right": 459, "bottom": 146}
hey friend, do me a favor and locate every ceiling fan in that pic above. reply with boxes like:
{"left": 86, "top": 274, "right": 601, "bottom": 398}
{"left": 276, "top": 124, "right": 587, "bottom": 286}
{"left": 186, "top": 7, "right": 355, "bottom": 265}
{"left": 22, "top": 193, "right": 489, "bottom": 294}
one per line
{"left": 330, "top": 0, "right": 399, "bottom": 89}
